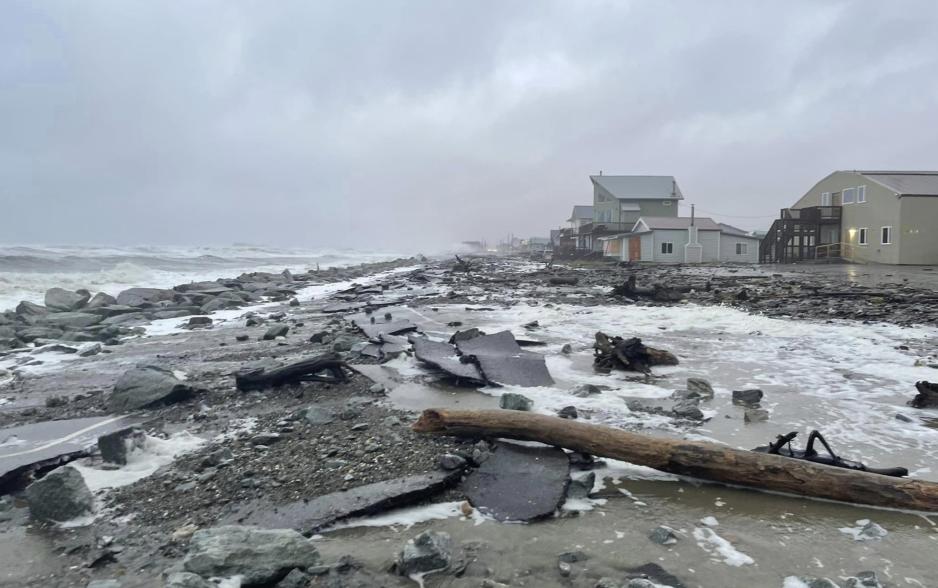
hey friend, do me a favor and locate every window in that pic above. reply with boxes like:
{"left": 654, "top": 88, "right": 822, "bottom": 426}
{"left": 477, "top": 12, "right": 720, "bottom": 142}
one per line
{"left": 843, "top": 187, "right": 856, "bottom": 204}
{"left": 735, "top": 243, "right": 748, "bottom": 255}
{"left": 662, "top": 200, "right": 672, "bottom": 207}
{"left": 858, "top": 228, "right": 868, "bottom": 245}
{"left": 881, "top": 226, "right": 892, "bottom": 245}
{"left": 857, "top": 185, "right": 866, "bottom": 203}
{"left": 820, "top": 192, "right": 831, "bottom": 206}
{"left": 661, "top": 242, "right": 674, "bottom": 254}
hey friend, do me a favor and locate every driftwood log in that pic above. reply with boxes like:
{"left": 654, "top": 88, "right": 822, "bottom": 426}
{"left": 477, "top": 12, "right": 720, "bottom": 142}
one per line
{"left": 235, "top": 354, "right": 349, "bottom": 391}
{"left": 909, "top": 381, "right": 938, "bottom": 408}
{"left": 413, "top": 409, "right": 938, "bottom": 512}
{"left": 594, "top": 332, "right": 678, "bottom": 373}
{"left": 611, "top": 275, "right": 686, "bottom": 302}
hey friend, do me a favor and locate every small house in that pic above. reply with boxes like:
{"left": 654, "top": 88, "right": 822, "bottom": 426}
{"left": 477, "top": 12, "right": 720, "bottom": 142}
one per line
{"left": 604, "top": 216, "right": 759, "bottom": 263}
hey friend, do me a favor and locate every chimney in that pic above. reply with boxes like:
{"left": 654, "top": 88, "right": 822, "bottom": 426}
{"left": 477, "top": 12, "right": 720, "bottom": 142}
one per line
{"left": 690, "top": 203, "right": 695, "bottom": 227}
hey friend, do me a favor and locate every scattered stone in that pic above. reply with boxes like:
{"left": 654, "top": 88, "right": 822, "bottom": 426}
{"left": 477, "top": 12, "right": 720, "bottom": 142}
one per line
{"left": 566, "top": 472, "right": 594, "bottom": 500}
{"left": 557, "top": 405, "right": 578, "bottom": 419}
{"left": 45, "top": 395, "right": 68, "bottom": 408}
{"left": 561, "top": 343, "right": 573, "bottom": 354}
{"left": 859, "top": 520, "right": 887, "bottom": 540}
{"left": 572, "top": 384, "right": 602, "bottom": 397}
{"left": 16, "top": 300, "right": 48, "bottom": 317}
{"left": 397, "top": 531, "right": 453, "bottom": 576}
{"left": 183, "top": 526, "right": 320, "bottom": 585}
{"left": 558, "top": 550, "right": 587, "bottom": 563}
{"left": 672, "top": 400, "right": 704, "bottom": 420}
{"left": 251, "top": 432, "right": 283, "bottom": 446}
{"left": 97, "top": 427, "right": 144, "bottom": 465}
{"left": 236, "top": 334, "right": 250, "bottom": 342}
{"left": 844, "top": 571, "right": 883, "bottom": 588}
{"left": 25, "top": 466, "right": 95, "bottom": 522}
{"left": 107, "top": 365, "right": 198, "bottom": 411}
{"left": 77, "top": 342, "right": 103, "bottom": 357}
{"left": 86, "top": 581, "right": 121, "bottom": 588}
{"left": 499, "top": 392, "right": 533, "bottom": 411}
{"left": 649, "top": 525, "right": 679, "bottom": 545}
{"left": 288, "top": 298, "right": 300, "bottom": 307}
{"left": 116, "top": 287, "right": 175, "bottom": 307}
{"left": 732, "top": 389, "right": 763, "bottom": 406}
{"left": 332, "top": 336, "right": 356, "bottom": 352}
{"left": 794, "top": 578, "right": 838, "bottom": 588}
{"left": 439, "top": 453, "right": 467, "bottom": 471}
{"left": 309, "top": 331, "right": 330, "bottom": 344}
{"left": 303, "top": 407, "right": 336, "bottom": 426}
{"left": 187, "top": 316, "right": 212, "bottom": 328}
{"left": 263, "top": 325, "right": 289, "bottom": 340}
{"left": 744, "top": 408, "right": 770, "bottom": 423}
{"left": 164, "top": 572, "right": 214, "bottom": 588}
{"left": 686, "top": 377, "right": 714, "bottom": 398}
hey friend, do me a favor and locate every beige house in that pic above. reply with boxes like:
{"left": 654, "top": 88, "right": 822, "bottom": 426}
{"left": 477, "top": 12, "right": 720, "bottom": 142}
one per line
{"left": 762, "top": 171, "right": 938, "bottom": 264}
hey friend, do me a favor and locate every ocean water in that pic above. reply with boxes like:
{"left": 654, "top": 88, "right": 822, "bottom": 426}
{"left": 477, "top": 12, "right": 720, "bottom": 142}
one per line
{"left": 0, "top": 244, "right": 410, "bottom": 312}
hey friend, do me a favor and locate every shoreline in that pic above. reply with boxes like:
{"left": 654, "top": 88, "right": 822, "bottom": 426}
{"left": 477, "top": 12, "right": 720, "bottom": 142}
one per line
{"left": 1, "top": 256, "right": 937, "bottom": 587}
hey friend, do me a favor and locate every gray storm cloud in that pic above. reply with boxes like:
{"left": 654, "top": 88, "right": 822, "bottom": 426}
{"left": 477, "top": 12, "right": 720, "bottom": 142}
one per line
{"left": 2, "top": 0, "right": 937, "bottom": 251}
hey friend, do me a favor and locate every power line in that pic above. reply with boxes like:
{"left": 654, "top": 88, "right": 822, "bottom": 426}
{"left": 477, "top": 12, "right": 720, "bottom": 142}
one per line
{"left": 678, "top": 202, "right": 775, "bottom": 219}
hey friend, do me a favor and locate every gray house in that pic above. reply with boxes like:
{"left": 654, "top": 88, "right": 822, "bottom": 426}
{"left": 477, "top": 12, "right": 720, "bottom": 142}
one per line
{"left": 600, "top": 216, "right": 759, "bottom": 263}
{"left": 762, "top": 170, "right": 938, "bottom": 264}
{"left": 584, "top": 175, "right": 683, "bottom": 251}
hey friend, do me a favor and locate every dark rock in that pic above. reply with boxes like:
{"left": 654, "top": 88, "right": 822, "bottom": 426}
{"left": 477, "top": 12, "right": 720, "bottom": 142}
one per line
{"left": 672, "top": 400, "right": 704, "bottom": 420}
{"left": 16, "top": 300, "right": 48, "bottom": 318}
{"left": 187, "top": 316, "right": 213, "bottom": 328}
{"left": 183, "top": 526, "right": 320, "bottom": 585}
{"left": 98, "top": 427, "right": 144, "bottom": 465}
{"left": 77, "top": 342, "right": 103, "bottom": 357}
{"left": 844, "top": 571, "right": 883, "bottom": 588}
{"left": 45, "top": 288, "right": 90, "bottom": 311}
{"left": 288, "top": 298, "right": 300, "bottom": 307}
{"left": 796, "top": 579, "right": 838, "bottom": 588}
{"left": 462, "top": 441, "right": 570, "bottom": 522}
{"left": 558, "top": 550, "right": 588, "bottom": 563}
{"left": 895, "top": 413, "right": 913, "bottom": 423}
{"left": 36, "top": 312, "right": 103, "bottom": 330}
{"left": 499, "top": 392, "right": 533, "bottom": 411}
{"left": 744, "top": 408, "right": 770, "bottom": 423}
{"left": 909, "top": 381, "right": 938, "bottom": 408}
{"left": 648, "top": 525, "right": 679, "bottom": 545}
{"left": 624, "top": 563, "right": 687, "bottom": 588}
{"left": 275, "top": 568, "right": 308, "bottom": 588}
{"left": 438, "top": 453, "right": 467, "bottom": 471}
{"left": 557, "top": 406, "right": 578, "bottom": 419}
{"left": 107, "top": 365, "right": 198, "bottom": 412}
{"left": 228, "top": 470, "right": 461, "bottom": 534}
{"left": 561, "top": 343, "right": 573, "bottom": 354}
{"left": 25, "top": 466, "right": 94, "bottom": 522}
{"left": 263, "top": 325, "right": 290, "bottom": 340}
{"left": 732, "top": 389, "right": 763, "bottom": 406}
{"left": 236, "top": 334, "right": 250, "bottom": 342}
{"left": 449, "top": 328, "right": 484, "bottom": 344}
{"left": 397, "top": 531, "right": 453, "bottom": 576}
{"left": 309, "top": 331, "right": 330, "bottom": 344}
{"left": 572, "top": 384, "right": 602, "bottom": 397}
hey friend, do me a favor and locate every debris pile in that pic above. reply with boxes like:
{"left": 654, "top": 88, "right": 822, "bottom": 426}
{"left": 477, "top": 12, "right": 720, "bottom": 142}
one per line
{"left": 593, "top": 332, "right": 678, "bottom": 373}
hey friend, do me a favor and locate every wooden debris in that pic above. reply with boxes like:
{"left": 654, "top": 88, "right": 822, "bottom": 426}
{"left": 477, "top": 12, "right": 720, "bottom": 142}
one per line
{"left": 413, "top": 408, "right": 938, "bottom": 512}
{"left": 593, "top": 332, "right": 678, "bottom": 373}
{"left": 909, "top": 381, "right": 938, "bottom": 408}
{"left": 235, "top": 354, "right": 349, "bottom": 391}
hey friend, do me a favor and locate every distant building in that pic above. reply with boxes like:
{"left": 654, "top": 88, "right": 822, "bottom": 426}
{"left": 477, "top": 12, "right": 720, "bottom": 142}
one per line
{"left": 601, "top": 216, "right": 759, "bottom": 263}
{"left": 761, "top": 170, "right": 938, "bottom": 264}
{"left": 581, "top": 175, "right": 682, "bottom": 251}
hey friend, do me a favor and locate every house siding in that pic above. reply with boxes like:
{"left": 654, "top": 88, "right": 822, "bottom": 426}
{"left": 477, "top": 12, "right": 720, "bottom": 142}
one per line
{"left": 640, "top": 233, "right": 654, "bottom": 261}
{"left": 898, "top": 196, "right": 938, "bottom": 264}
{"left": 651, "top": 229, "right": 687, "bottom": 262}
{"left": 720, "top": 235, "right": 759, "bottom": 263}
{"left": 698, "top": 230, "right": 720, "bottom": 262}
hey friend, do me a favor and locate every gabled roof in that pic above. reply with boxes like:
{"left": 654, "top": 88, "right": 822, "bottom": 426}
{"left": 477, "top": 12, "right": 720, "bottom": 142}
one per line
{"left": 853, "top": 171, "right": 938, "bottom": 196}
{"left": 634, "top": 216, "right": 721, "bottom": 231}
{"left": 589, "top": 175, "right": 683, "bottom": 200}
{"left": 718, "top": 222, "right": 750, "bottom": 236}
{"left": 568, "top": 205, "right": 593, "bottom": 221}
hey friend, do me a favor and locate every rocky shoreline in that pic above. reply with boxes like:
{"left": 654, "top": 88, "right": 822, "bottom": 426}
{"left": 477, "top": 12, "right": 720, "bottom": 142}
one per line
{"left": 2, "top": 256, "right": 937, "bottom": 587}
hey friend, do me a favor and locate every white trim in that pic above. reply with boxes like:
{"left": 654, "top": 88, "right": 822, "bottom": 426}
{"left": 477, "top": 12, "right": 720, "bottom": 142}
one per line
{"left": 857, "top": 185, "right": 866, "bottom": 203}
{"left": 735, "top": 242, "right": 748, "bottom": 255}
{"left": 858, "top": 227, "right": 868, "bottom": 245}
{"left": 662, "top": 200, "right": 672, "bottom": 207}
{"left": 820, "top": 191, "right": 831, "bottom": 206}
{"left": 842, "top": 187, "right": 856, "bottom": 204}
{"left": 660, "top": 241, "right": 674, "bottom": 254}
{"left": 881, "top": 226, "right": 893, "bottom": 245}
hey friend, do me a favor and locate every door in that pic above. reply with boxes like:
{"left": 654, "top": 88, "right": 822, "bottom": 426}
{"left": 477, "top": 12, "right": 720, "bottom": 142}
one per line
{"left": 629, "top": 237, "right": 641, "bottom": 261}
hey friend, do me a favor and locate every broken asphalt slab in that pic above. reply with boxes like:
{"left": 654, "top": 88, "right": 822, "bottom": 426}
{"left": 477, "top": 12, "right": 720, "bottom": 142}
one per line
{"left": 462, "top": 441, "right": 570, "bottom": 522}
{"left": 410, "top": 336, "right": 486, "bottom": 384}
{"left": 455, "top": 330, "right": 554, "bottom": 387}
{"left": 225, "top": 469, "right": 462, "bottom": 535}
{"left": 355, "top": 319, "right": 419, "bottom": 340}
{"left": 0, "top": 415, "right": 139, "bottom": 490}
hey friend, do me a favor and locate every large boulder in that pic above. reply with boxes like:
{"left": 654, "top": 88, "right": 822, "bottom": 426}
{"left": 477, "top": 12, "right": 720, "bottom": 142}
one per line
{"left": 25, "top": 466, "right": 94, "bottom": 522}
{"left": 397, "top": 531, "right": 454, "bottom": 576}
{"left": 15, "top": 325, "right": 65, "bottom": 342}
{"left": 86, "top": 291, "right": 118, "bottom": 309}
{"left": 107, "top": 365, "right": 197, "bottom": 411}
{"left": 183, "top": 526, "right": 320, "bottom": 585}
{"left": 15, "top": 300, "right": 48, "bottom": 318}
{"left": 44, "top": 287, "right": 90, "bottom": 311}
{"left": 115, "top": 287, "right": 176, "bottom": 307}
{"left": 36, "top": 312, "right": 103, "bottom": 330}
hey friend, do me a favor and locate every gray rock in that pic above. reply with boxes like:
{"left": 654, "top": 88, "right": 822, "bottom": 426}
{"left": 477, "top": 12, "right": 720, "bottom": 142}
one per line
{"left": 595, "top": 579, "right": 619, "bottom": 588}
{"left": 36, "top": 311, "right": 103, "bottom": 330}
{"left": 201, "top": 298, "right": 238, "bottom": 314}
{"left": 566, "top": 472, "right": 595, "bottom": 500}
{"left": 561, "top": 343, "right": 573, "bottom": 354}
{"left": 77, "top": 342, "right": 103, "bottom": 357}
{"left": 116, "top": 287, "right": 176, "bottom": 307}
{"left": 303, "top": 407, "right": 335, "bottom": 426}
{"left": 895, "top": 413, "right": 913, "bottom": 423}
{"left": 744, "top": 408, "right": 770, "bottom": 423}
{"left": 672, "top": 400, "right": 704, "bottom": 420}
{"left": 107, "top": 365, "right": 197, "bottom": 412}
{"left": 397, "top": 531, "right": 453, "bottom": 576}
{"left": 572, "top": 384, "right": 602, "bottom": 397}
{"left": 45, "top": 288, "right": 90, "bottom": 311}
{"left": 288, "top": 298, "right": 300, "bottom": 307}
{"left": 86, "top": 292, "right": 118, "bottom": 309}
{"left": 164, "top": 572, "right": 214, "bottom": 588}
{"left": 732, "top": 389, "right": 763, "bottom": 406}
{"left": 274, "top": 568, "right": 308, "bottom": 588}
{"left": 858, "top": 520, "right": 887, "bottom": 540}
{"left": 86, "top": 581, "right": 121, "bottom": 588}
{"left": 686, "top": 377, "right": 714, "bottom": 398}
{"left": 183, "top": 526, "right": 320, "bottom": 585}
{"left": 332, "top": 336, "right": 356, "bottom": 352}
{"left": 16, "top": 300, "right": 48, "bottom": 317}
{"left": 797, "top": 578, "right": 838, "bottom": 588}
{"left": 187, "top": 316, "right": 212, "bottom": 328}
{"left": 648, "top": 525, "right": 679, "bottom": 545}
{"left": 558, "top": 550, "right": 587, "bottom": 563}
{"left": 844, "top": 571, "right": 883, "bottom": 588}
{"left": 439, "top": 453, "right": 467, "bottom": 471}
{"left": 263, "top": 325, "right": 289, "bottom": 340}
{"left": 25, "top": 466, "right": 94, "bottom": 522}
{"left": 152, "top": 309, "right": 195, "bottom": 320}
{"left": 98, "top": 427, "right": 144, "bottom": 465}
{"left": 557, "top": 405, "right": 578, "bottom": 419}
{"left": 14, "top": 325, "right": 63, "bottom": 342}
{"left": 626, "top": 580, "right": 657, "bottom": 588}
{"left": 499, "top": 392, "right": 533, "bottom": 411}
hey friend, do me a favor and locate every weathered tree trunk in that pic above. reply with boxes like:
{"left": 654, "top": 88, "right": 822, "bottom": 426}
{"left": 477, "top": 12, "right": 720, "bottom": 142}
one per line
{"left": 412, "top": 409, "right": 938, "bottom": 512}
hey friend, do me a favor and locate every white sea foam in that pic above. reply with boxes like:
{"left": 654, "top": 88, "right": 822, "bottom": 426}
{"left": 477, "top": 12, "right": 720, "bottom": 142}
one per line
{"left": 692, "top": 525, "right": 755, "bottom": 566}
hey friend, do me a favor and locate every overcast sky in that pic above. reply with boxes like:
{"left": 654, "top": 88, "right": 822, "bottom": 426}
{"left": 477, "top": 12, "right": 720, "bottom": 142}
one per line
{"left": 3, "top": 1, "right": 938, "bottom": 252}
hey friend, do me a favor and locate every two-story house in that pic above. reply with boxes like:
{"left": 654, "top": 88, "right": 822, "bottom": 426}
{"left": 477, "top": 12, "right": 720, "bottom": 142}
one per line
{"left": 583, "top": 175, "right": 683, "bottom": 251}
{"left": 760, "top": 170, "right": 938, "bottom": 264}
